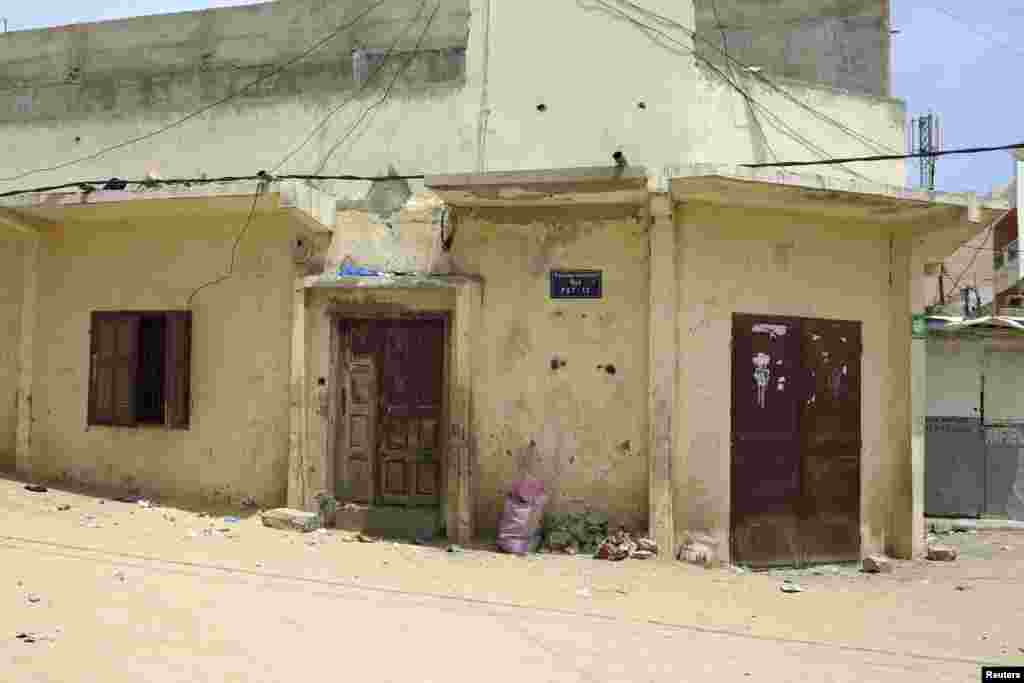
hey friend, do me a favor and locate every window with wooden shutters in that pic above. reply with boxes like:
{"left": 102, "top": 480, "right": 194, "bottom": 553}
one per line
{"left": 88, "top": 311, "right": 192, "bottom": 429}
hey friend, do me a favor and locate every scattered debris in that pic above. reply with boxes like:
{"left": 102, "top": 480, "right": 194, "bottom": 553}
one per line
{"left": 679, "top": 533, "right": 718, "bottom": 568}
{"left": 981, "top": 633, "right": 990, "bottom": 641}
{"left": 260, "top": 508, "right": 320, "bottom": 533}
{"left": 24, "top": 485, "right": 48, "bottom": 493}
{"left": 780, "top": 581, "right": 803, "bottom": 594}
{"left": 1001, "top": 545, "right": 1013, "bottom": 551}
{"left": 163, "top": 512, "right": 176, "bottom": 523}
{"left": 15, "top": 632, "right": 54, "bottom": 645}
{"left": 955, "top": 584, "right": 971, "bottom": 591}
{"left": 240, "top": 496, "right": 258, "bottom": 509}
{"left": 223, "top": 516, "right": 240, "bottom": 524}
{"left": 862, "top": 555, "right": 893, "bottom": 574}
{"left": 342, "top": 502, "right": 364, "bottom": 512}
{"left": 729, "top": 565, "right": 747, "bottom": 575}
{"left": 446, "top": 544, "right": 463, "bottom": 553}
{"left": 26, "top": 593, "right": 40, "bottom": 604}
{"left": 114, "top": 495, "right": 141, "bottom": 503}
{"left": 56, "top": 503, "right": 71, "bottom": 511}
{"left": 926, "top": 545, "right": 958, "bottom": 562}
{"left": 113, "top": 571, "right": 126, "bottom": 582}
{"left": 315, "top": 528, "right": 329, "bottom": 535}
{"left": 357, "top": 533, "right": 377, "bottom": 543}
{"left": 575, "top": 587, "right": 592, "bottom": 598}
{"left": 137, "top": 499, "right": 152, "bottom": 509}
{"left": 595, "top": 529, "right": 637, "bottom": 561}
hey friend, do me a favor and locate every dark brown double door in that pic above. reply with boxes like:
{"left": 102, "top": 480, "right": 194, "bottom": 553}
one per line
{"left": 731, "top": 314, "right": 862, "bottom": 567}
{"left": 338, "top": 317, "right": 446, "bottom": 507}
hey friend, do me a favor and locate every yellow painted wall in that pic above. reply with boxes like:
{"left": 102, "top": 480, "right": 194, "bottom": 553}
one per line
{"left": 310, "top": 213, "right": 651, "bottom": 536}
{"left": 0, "top": 234, "right": 26, "bottom": 470}
{"left": 27, "top": 202, "right": 297, "bottom": 507}
{"left": 450, "top": 215, "right": 651, "bottom": 534}
{"left": 674, "top": 203, "right": 912, "bottom": 560}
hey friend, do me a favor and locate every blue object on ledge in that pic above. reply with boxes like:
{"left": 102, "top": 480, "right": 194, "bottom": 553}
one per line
{"left": 338, "top": 263, "right": 381, "bottom": 277}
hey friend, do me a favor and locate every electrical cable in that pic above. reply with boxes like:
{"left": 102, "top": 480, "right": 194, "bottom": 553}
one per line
{"left": 0, "top": 0, "right": 389, "bottom": 185}
{"left": 0, "top": 172, "right": 427, "bottom": 201}
{"left": 313, "top": 2, "right": 441, "bottom": 176}
{"left": 742, "top": 142, "right": 1024, "bottom": 169}
{"left": 580, "top": 0, "right": 873, "bottom": 180}
{"left": 185, "top": 175, "right": 269, "bottom": 307}
{"left": 607, "top": 0, "right": 900, "bottom": 156}
{"left": 270, "top": 0, "right": 430, "bottom": 174}
{"left": 708, "top": 0, "right": 777, "bottom": 163}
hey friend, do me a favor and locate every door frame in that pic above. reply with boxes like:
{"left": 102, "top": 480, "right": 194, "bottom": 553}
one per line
{"left": 729, "top": 313, "right": 863, "bottom": 567}
{"left": 329, "top": 311, "right": 452, "bottom": 512}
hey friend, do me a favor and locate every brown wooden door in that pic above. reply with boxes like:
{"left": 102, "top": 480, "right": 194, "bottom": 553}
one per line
{"left": 731, "top": 314, "right": 862, "bottom": 567}
{"left": 731, "top": 315, "right": 803, "bottom": 566}
{"left": 377, "top": 320, "right": 445, "bottom": 507}
{"left": 339, "top": 320, "right": 379, "bottom": 504}
{"left": 799, "top": 318, "right": 862, "bottom": 564}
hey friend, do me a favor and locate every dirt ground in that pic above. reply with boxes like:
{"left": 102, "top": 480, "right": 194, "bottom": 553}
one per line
{"left": 1, "top": 475, "right": 1022, "bottom": 682}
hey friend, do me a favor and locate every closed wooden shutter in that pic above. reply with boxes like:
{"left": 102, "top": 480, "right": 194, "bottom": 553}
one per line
{"left": 88, "top": 313, "right": 119, "bottom": 425}
{"left": 163, "top": 311, "right": 192, "bottom": 429}
{"left": 111, "top": 315, "right": 140, "bottom": 427}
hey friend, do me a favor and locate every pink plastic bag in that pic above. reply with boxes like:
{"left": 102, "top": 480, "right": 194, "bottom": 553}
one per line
{"left": 497, "top": 483, "right": 548, "bottom": 555}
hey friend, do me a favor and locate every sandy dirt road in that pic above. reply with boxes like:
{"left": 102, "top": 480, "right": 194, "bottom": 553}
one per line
{"left": 1, "top": 476, "right": 1022, "bottom": 682}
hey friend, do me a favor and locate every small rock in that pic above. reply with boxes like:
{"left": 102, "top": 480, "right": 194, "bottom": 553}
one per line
{"left": 138, "top": 499, "right": 152, "bottom": 508}
{"left": 633, "top": 549, "right": 655, "bottom": 560}
{"left": 446, "top": 544, "right": 463, "bottom": 554}
{"left": 357, "top": 533, "right": 377, "bottom": 543}
{"left": 24, "top": 485, "right": 47, "bottom": 493}
{"left": 955, "top": 584, "right": 970, "bottom": 591}
{"left": 26, "top": 594, "right": 40, "bottom": 604}
{"left": 240, "top": 496, "right": 258, "bottom": 508}
{"left": 315, "top": 528, "right": 329, "bottom": 535}
{"left": 981, "top": 633, "right": 989, "bottom": 641}
{"left": 862, "top": 555, "right": 893, "bottom": 574}
{"left": 223, "top": 516, "right": 240, "bottom": 524}
{"left": 113, "top": 571, "right": 125, "bottom": 582}
{"left": 926, "top": 545, "right": 958, "bottom": 561}
{"left": 780, "top": 581, "right": 803, "bottom": 594}
{"left": 56, "top": 503, "right": 71, "bottom": 511}
{"left": 1001, "top": 545, "right": 1012, "bottom": 551}
{"left": 565, "top": 545, "right": 578, "bottom": 556}
{"left": 163, "top": 513, "right": 176, "bottom": 523}
{"left": 260, "top": 508, "right": 319, "bottom": 533}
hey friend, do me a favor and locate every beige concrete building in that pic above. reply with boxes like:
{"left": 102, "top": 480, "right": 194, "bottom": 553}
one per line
{"left": 0, "top": 0, "right": 1009, "bottom": 564}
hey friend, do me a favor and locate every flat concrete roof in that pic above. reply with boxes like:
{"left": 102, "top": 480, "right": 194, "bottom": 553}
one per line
{"left": 425, "top": 166, "right": 650, "bottom": 208}
{"left": 666, "top": 164, "right": 1009, "bottom": 231}
{"left": 0, "top": 180, "right": 339, "bottom": 234}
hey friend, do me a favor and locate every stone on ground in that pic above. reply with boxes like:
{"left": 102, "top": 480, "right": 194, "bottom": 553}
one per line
{"left": 862, "top": 555, "right": 893, "bottom": 573}
{"left": 926, "top": 545, "right": 958, "bottom": 561}
{"left": 260, "top": 508, "right": 320, "bottom": 533}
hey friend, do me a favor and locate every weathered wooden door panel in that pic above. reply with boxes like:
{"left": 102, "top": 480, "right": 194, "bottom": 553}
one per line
{"left": 378, "top": 320, "right": 445, "bottom": 507}
{"left": 340, "top": 320, "right": 378, "bottom": 504}
{"left": 731, "top": 315, "right": 802, "bottom": 567}
{"left": 799, "top": 319, "right": 862, "bottom": 564}
{"left": 731, "top": 314, "right": 862, "bottom": 567}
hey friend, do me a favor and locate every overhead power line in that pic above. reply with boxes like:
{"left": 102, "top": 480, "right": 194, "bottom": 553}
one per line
{"left": 0, "top": 0, "right": 389, "bottom": 185}
{"left": 314, "top": 2, "right": 441, "bottom": 175}
{"left": 0, "top": 172, "right": 427, "bottom": 201}
{"left": 582, "top": 0, "right": 873, "bottom": 180}
{"left": 608, "top": 0, "right": 900, "bottom": 156}
{"left": 742, "top": 142, "right": 1024, "bottom": 169}
{"left": 271, "top": 0, "right": 431, "bottom": 174}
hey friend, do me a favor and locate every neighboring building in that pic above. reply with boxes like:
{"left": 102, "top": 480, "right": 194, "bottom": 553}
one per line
{"left": 0, "top": 0, "right": 1004, "bottom": 565}
{"left": 924, "top": 315, "right": 1024, "bottom": 522}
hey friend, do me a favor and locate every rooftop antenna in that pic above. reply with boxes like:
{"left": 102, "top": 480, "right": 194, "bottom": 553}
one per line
{"left": 910, "top": 111, "right": 941, "bottom": 191}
